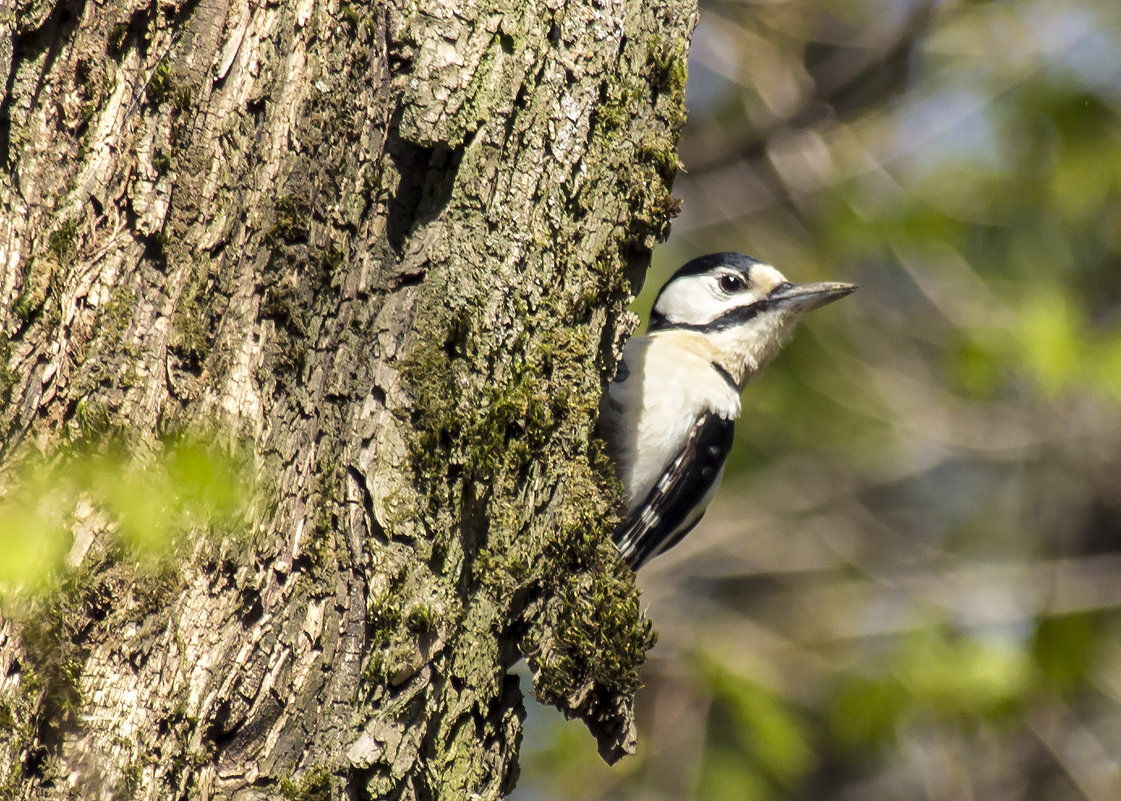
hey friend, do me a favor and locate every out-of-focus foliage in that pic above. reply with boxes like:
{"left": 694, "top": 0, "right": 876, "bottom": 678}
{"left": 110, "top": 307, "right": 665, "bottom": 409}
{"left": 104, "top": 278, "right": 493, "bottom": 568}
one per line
{"left": 0, "top": 438, "right": 253, "bottom": 594}
{"left": 516, "top": 0, "right": 1121, "bottom": 799}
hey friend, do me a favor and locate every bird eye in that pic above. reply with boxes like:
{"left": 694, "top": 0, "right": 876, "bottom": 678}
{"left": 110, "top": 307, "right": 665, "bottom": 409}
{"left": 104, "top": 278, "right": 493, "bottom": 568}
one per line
{"left": 718, "top": 274, "right": 746, "bottom": 293}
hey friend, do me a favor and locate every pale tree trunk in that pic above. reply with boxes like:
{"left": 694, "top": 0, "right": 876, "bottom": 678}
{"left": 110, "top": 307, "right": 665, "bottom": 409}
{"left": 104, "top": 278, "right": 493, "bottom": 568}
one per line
{"left": 0, "top": 0, "right": 695, "bottom": 798}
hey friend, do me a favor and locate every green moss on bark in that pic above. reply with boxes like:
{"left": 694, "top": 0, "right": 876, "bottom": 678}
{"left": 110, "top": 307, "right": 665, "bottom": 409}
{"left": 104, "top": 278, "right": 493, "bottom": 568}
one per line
{"left": 278, "top": 765, "right": 333, "bottom": 801}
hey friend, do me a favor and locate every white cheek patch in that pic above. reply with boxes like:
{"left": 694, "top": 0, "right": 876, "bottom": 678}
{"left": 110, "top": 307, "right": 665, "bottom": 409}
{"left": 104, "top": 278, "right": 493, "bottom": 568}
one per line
{"left": 654, "top": 280, "right": 725, "bottom": 325}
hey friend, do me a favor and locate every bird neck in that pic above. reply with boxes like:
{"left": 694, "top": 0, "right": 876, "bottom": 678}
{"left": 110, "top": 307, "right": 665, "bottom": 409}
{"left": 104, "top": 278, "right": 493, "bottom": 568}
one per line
{"left": 707, "top": 316, "right": 793, "bottom": 389}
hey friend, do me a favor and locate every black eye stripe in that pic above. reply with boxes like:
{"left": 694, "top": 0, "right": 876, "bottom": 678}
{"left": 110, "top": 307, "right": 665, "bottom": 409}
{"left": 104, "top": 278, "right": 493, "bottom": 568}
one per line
{"left": 649, "top": 299, "right": 774, "bottom": 332}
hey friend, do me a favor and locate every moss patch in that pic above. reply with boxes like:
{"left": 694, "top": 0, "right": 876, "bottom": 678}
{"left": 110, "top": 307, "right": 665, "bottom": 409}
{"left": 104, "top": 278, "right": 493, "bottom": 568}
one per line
{"left": 145, "top": 59, "right": 191, "bottom": 111}
{"left": 278, "top": 765, "right": 333, "bottom": 801}
{"left": 168, "top": 264, "right": 212, "bottom": 371}
{"left": 12, "top": 256, "right": 59, "bottom": 322}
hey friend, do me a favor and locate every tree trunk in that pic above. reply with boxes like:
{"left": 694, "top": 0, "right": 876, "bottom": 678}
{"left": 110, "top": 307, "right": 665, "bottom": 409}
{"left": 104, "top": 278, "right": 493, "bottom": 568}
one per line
{"left": 0, "top": 0, "right": 694, "bottom": 798}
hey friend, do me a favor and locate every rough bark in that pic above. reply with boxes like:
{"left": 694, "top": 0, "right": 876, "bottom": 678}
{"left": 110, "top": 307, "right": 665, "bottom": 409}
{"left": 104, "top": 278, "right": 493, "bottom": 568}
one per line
{"left": 0, "top": 0, "right": 695, "bottom": 798}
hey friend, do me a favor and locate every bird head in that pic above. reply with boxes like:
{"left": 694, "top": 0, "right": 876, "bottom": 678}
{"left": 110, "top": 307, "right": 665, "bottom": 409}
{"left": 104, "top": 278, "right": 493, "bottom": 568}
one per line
{"left": 649, "top": 252, "right": 856, "bottom": 383}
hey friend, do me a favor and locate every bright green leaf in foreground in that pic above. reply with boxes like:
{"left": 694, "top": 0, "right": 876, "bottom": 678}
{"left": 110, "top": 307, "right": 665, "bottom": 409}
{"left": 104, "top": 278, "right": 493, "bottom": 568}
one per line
{"left": 0, "top": 439, "right": 253, "bottom": 594}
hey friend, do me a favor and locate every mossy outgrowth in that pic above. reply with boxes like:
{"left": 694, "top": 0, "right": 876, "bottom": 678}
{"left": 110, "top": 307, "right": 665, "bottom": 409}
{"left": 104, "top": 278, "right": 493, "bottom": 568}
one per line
{"left": 47, "top": 218, "right": 79, "bottom": 261}
{"left": 338, "top": 2, "right": 364, "bottom": 30}
{"left": 75, "top": 57, "right": 113, "bottom": 132}
{"left": 121, "top": 758, "right": 142, "bottom": 794}
{"left": 441, "top": 30, "right": 516, "bottom": 150}
{"left": 534, "top": 568, "right": 654, "bottom": 698}
{"left": 153, "top": 148, "right": 173, "bottom": 175}
{"left": 108, "top": 21, "right": 130, "bottom": 56}
{"left": 646, "top": 35, "right": 689, "bottom": 105}
{"left": 394, "top": 247, "right": 655, "bottom": 760}
{"left": 168, "top": 262, "right": 212, "bottom": 370}
{"left": 144, "top": 59, "right": 192, "bottom": 111}
{"left": 74, "top": 397, "right": 114, "bottom": 442}
{"left": 64, "top": 283, "right": 141, "bottom": 406}
{"left": 101, "top": 286, "right": 138, "bottom": 348}
{"left": 11, "top": 256, "right": 57, "bottom": 322}
{"left": 405, "top": 602, "right": 440, "bottom": 634}
{"left": 146, "top": 60, "right": 173, "bottom": 106}
{"left": 146, "top": 229, "right": 171, "bottom": 260}
{"left": 278, "top": 765, "right": 334, "bottom": 801}
{"left": 252, "top": 182, "right": 333, "bottom": 389}
{"left": 0, "top": 332, "right": 15, "bottom": 440}
{"left": 265, "top": 194, "right": 312, "bottom": 246}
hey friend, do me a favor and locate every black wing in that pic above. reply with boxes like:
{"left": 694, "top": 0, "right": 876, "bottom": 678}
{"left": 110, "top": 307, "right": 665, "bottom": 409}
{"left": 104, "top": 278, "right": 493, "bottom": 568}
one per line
{"left": 614, "top": 412, "right": 735, "bottom": 569}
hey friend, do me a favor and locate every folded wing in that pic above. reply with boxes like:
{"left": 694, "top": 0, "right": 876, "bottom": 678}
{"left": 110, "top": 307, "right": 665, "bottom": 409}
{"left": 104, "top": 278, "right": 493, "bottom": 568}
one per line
{"left": 613, "top": 411, "right": 735, "bottom": 569}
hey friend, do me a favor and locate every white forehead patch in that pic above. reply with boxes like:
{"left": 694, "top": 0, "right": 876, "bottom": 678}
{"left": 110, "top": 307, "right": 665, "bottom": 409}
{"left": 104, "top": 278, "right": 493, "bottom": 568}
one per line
{"left": 747, "top": 263, "right": 786, "bottom": 294}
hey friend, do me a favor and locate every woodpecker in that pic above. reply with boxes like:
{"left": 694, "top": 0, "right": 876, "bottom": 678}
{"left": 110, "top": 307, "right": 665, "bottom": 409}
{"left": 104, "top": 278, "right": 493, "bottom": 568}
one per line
{"left": 600, "top": 252, "right": 856, "bottom": 569}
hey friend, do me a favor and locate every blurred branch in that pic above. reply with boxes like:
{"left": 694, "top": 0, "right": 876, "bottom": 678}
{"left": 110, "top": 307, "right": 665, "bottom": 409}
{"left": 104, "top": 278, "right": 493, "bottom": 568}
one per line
{"left": 684, "top": 0, "right": 940, "bottom": 173}
{"left": 1028, "top": 698, "right": 1121, "bottom": 801}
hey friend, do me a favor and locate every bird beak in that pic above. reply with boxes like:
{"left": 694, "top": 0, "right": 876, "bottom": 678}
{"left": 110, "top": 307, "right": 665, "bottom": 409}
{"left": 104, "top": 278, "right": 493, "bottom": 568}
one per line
{"left": 769, "top": 281, "right": 857, "bottom": 312}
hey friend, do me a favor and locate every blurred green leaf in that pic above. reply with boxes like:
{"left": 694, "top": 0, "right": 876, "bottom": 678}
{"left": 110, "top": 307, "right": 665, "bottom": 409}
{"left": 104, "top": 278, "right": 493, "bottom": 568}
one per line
{"left": 0, "top": 438, "right": 253, "bottom": 594}
{"left": 1018, "top": 292, "right": 1085, "bottom": 395}
{"left": 0, "top": 503, "right": 71, "bottom": 591}
{"left": 897, "top": 630, "right": 1029, "bottom": 721}
{"left": 701, "top": 659, "right": 817, "bottom": 795}
{"left": 696, "top": 745, "right": 774, "bottom": 801}
{"left": 1031, "top": 613, "right": 1100, "bottom": 694}
{"left": 950, "top": 335, "right": 1006, "bottom": 400}
{"left": 830, "top": 674, "right": 910, "bottom": 753}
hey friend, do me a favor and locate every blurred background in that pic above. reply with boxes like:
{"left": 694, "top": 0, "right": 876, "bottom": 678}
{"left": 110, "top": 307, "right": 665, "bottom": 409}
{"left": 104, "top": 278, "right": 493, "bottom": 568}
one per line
{"left": 515, "top": 0, "right": 1121, "bottom": 798}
